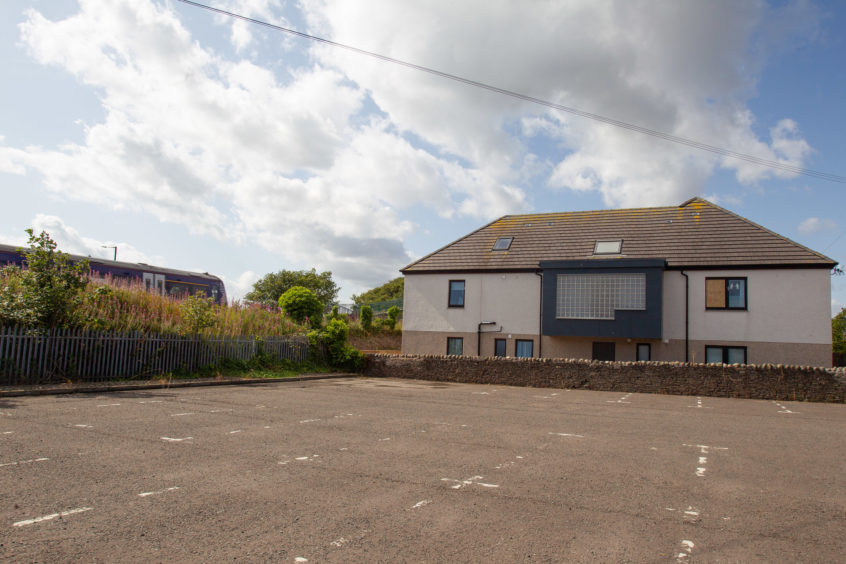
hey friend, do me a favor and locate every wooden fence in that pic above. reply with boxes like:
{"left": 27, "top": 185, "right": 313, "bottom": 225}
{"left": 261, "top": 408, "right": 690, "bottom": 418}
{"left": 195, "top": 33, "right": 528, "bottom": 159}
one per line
{"left": 0, "top": 326, "right": 309, "bottom": 385}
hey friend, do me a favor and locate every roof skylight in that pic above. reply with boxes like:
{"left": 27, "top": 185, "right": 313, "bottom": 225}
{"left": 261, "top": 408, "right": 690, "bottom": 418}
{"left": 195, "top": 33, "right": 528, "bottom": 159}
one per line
{"left": 492, "top": 237, "right": 513, "bottom": 251}
{"left": 594, "top": 240, "right": 622, "bottom": 254}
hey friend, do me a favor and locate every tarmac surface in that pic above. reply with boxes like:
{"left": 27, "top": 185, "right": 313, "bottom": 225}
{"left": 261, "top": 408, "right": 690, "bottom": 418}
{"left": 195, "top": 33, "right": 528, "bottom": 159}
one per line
{"left": 1, "top": 377, "right": 845, "bottom": 562}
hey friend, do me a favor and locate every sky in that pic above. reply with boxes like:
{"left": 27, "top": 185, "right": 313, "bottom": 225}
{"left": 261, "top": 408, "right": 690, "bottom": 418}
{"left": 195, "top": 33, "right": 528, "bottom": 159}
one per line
{"left": 1, "top": 0, "right": 844, "bottom": 312}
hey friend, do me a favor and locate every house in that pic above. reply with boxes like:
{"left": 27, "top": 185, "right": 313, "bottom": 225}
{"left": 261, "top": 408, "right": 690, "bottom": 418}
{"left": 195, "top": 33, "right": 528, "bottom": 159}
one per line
{"left": 400, "top": 198, "right": 836, "bottom": 367}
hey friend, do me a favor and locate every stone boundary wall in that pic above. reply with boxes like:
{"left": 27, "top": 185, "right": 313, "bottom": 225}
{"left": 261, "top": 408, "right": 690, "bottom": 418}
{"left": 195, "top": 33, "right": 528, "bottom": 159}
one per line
{"left": 363, "top": 354, "right": 846, "bottom": 403}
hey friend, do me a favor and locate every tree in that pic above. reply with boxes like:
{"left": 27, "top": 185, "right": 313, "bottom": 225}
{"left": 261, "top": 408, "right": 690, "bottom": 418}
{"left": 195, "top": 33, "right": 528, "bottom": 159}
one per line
{"left": 352, "top": 277, "right": 403, "bottom": 305}
{"left": 833, "top": 307, "right": 846, "bottom": 355}
{"left": 385, "top": 305, "right": 401, "bottom": 331}
{"left": 360, "top": 305, "right": 373, "bottom": 332}
{"left": 278, "top": 286, "right": 323, "bottom": 326}
{"left": 0, "top": 229, "right": 89, "bottom": 329}
{"left": 245, "top": 269, "right": 339, "bottom": 307}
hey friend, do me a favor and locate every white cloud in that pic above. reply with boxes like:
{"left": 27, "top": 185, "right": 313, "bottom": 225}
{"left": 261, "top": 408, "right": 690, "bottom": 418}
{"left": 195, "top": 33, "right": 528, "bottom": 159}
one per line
{"left": 1, "top": 0, "right": 823, "bottom": 294}
{"left": 798, "top": 217, "right": 837, "bottom": 235}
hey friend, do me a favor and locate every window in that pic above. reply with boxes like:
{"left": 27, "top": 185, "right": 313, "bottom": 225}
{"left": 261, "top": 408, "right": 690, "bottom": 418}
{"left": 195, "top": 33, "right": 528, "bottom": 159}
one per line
{"left": 594, "top": 240, "right": 622, "bottom": 254}
{"left": 592, "top": 342, "right": 615, "bottom": 361}
{"left": 494, "top": 339, "right": 507, "bottom": 357}
{"left": 556, "top": 273, "right": 646, "bottom": 320}
{"left": 636, "top": 343, "right": 651, "bottom": 362}
{"left": 448, "top": 280, "right": 465, "bottom": 308}
{"left": 706, "top": 278, "right": 747, "bottom": 310}
{"left": 705, "top": 346, "right": 746, "bottom": 365}
{"left": 446, "top": 337, "right": 464, "bottom": 356}
{"left": 515, "top": 340, "right": 533, "bottom": 358}
{"left": 492, "top": 237, "right": 513, "bottom": 251}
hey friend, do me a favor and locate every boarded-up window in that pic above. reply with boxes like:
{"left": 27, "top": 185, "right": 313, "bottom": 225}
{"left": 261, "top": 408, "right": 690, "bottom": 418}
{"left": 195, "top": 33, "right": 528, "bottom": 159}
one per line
{"left": 705, "top": 279, "right": 726, "bottom": 308}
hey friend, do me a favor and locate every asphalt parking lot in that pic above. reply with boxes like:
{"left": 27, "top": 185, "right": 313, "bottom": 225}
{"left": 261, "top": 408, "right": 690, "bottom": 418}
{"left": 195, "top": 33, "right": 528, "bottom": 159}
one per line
{"left": 1, "top": 377, "right": 845, "bottom": 563}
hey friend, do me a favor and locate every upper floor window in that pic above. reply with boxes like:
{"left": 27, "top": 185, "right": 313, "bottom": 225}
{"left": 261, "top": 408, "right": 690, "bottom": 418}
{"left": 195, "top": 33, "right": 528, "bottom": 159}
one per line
{"left": 556, "top": 273, "right": 646, "bottom": 320}
{"left": 448, "top": 280, "right": 465, "bottom": 308}
{"left": 705, "top": 278, "right": 747, "bottom": 310}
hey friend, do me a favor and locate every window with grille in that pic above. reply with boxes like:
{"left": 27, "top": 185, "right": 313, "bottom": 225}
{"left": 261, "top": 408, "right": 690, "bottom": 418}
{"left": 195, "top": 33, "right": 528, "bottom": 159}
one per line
{"left": 556, "top": 273, "right": 646, "bottom": 320}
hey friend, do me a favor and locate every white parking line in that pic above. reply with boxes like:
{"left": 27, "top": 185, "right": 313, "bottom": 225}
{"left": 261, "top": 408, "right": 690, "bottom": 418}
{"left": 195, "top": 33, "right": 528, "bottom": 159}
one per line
{"left": 161, "top": 436, "right": 193, "bottom": 442}
{"left": 97, "top": 403, "right": 121, "bottom": 407}
{"left": 13, "top": 507, "right": 92, "bottom": 527}
{"left": 138, "top": 486, "right": 180, "bottom": 497}
{"left": 441, "top": 475, "right": 499, "bottom": 489}
{"left": 410, "top": 499, "right": 432, "bottom": 510}
{"left": 773, "top": 401, "right": 799, "bottom": 414}
{"left": 549, "top": 432, "right": 584, "bottom": 438}
{"left": 0, "top": 457, "right": 49, "bottom": 468}
{"left": 606, "top": 393, "right": 632, "bottom": 404}
{"left": 676, "top": 539, "right": 694, "bottom": 561}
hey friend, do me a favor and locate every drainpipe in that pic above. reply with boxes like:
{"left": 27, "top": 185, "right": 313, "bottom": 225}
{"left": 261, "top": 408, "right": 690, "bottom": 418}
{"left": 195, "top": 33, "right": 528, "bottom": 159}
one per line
{"left": 680, "top": 271, "right": 689, "bottom": 363}
{"left": 477, "top": 321, "right": 498, "bottom": 356}
{"left": 535, "top": 271, "right": 543, "bottom": 359}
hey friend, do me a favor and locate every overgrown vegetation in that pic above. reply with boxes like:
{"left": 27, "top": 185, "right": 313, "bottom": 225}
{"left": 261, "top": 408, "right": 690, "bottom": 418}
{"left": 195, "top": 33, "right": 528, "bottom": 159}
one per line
{"left": 834, "top": 307, "right": 846, "bottom": 355}
{"left": 246, "top": 268, "right": 339, "bottom": 307}
{"left": 309, "top": 318, "right": 364, "bottom": 371}
{"left": 278, "top": 286, "right": 323, "bottom": 327}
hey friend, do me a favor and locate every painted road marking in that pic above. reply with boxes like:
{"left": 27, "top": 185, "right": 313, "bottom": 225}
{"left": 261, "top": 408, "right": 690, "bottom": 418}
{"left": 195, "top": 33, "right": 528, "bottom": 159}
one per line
{"left": 138, "top": 486, "right": 180, "bottom": 497}
{"left": 494, "top": 455, "right": 526, "bottom": 470}
{"left": 683, "top": 444, "right": 727, "bottom": 478}
{"left": 330, "top": 537, "right": 349, "bottom": 547}
{"left": 161, "top": 436, "right": 193, "bottom": 442}
{"left": 410, "top": 500, "right": 432, "bottom": 509}
{"left": 171, "top": 412, "right": 195, "bottom": 417}
{"left": 676, "top": 539, "right": 694, "bottom": 561}
{"left": 441, "top": 475, "right": 499, "bottom": 489}
{"left": 294, "top": 558, "right": 308, "bottom": 562}
{"left": 13, "top": 507, "right": 92, "bottom": 527}
{"left": 606, "top": 393, "right": 632, "bottom": 404}
{"left": 0, "top": 457, "right": 49, "bottom": 468}
{"left": 299, "top": 419, "right": 320, "bottom": 423}
{"left": 228, "top": 430, "right": 242, "bottom": 434}
{"left": 688, "top": 397, "right": 712, "bottom": 409}
{"left": 773, "top": 401, "right": 799, "bottom": 414}
{"left": 138, "top": 400, "right": 163, "bottom": 404}
{"left": 2, "top": 431, "right": 12, "bottom": 435}
{"left": 74, "top": 424, "right": 93, "bottom": 429}
{"left": 97, "top": 403, "right": 121, "bottom": 407}
{"left": 549, "top": 432, "right": 584, "bottom": 438}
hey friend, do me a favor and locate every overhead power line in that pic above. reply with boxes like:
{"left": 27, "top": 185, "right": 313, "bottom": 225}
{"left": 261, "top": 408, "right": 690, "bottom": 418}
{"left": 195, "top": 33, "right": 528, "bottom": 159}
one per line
{"left": 176, "top": 0, "right": 846, "bottom": 184}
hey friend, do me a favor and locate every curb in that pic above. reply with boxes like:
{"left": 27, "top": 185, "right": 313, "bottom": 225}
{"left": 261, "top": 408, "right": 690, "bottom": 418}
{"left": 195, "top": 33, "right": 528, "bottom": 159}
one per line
{"left": 0, "top": 373, "right": 360, "bottom": 398}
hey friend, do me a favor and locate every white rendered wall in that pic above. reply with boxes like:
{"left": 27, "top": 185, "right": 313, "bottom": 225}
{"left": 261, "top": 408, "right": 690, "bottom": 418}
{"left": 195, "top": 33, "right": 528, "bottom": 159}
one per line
{"left": 662, "top": 269, "right": 831, "bottom": 344}
{"left": 403, "top": 273, "right": 541, "bottom": 335}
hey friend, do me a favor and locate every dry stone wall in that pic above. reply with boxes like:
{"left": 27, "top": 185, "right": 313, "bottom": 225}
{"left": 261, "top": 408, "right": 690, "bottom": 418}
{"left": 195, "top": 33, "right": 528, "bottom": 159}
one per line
{"left": 363, "top": 354, "right": 846, "bottom": 403}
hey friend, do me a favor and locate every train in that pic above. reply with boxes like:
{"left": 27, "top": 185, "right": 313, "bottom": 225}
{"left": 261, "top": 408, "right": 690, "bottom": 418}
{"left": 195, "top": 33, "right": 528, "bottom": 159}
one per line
{"left": 0, "top": 243, "right": 227, "bottom": 305}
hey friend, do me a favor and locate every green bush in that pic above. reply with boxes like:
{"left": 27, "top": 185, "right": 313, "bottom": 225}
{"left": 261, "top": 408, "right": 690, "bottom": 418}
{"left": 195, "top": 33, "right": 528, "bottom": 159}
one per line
{"left": 0, "top": 229, "right": 89, "bottom": 329}
{"left": 385, "top": 305, "right": 401, "bottom": 331}
{"left": 180, "top": 293, "right": 217, "bottom": 335}
{"left": 278, "top": 286, "right": 323, "bottom": 327}
{"left": 308, "top": 318, "right": 364, "bottom": 371}
{"left": 360, "top": 305, "right": 373, "bottom": 332}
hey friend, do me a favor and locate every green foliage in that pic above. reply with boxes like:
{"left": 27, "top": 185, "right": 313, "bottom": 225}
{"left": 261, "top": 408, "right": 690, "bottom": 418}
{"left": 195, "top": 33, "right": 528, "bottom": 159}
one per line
{"left": 833, "top": 307, "right": 846, "bottom": 355}
{"left": 385, "top": 305, "right": 401, "bottom": 330}
{"left": 352, "top": 277, "right": 403, "bottom": 305}
{"left": 0, "top": 230, "right": 89, "bottom": 329}
{"left": 180, "top": 293, "right": 217, "bottom": 335}
{"left": 360, "top": 305, "right": 373, "bottom": 332}
{"left": 308, "top": 318, "right": 364, "bottom": 371}
{"left": 278, "top": 286, "right": 323, "bottom": 326}
{"left": 246, "top": 268, "right": 338, "bottom": 307}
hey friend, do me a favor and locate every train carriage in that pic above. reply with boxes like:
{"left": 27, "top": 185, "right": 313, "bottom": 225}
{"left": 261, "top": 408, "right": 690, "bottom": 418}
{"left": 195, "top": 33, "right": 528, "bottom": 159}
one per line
{"left": 0, "top": 243, "right": 227, "bottom": 305}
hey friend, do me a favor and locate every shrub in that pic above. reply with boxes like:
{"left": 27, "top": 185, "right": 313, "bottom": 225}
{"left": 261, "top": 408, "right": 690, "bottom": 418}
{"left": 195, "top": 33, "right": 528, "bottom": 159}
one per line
{"left": 308, "top": 318, "right": 364, "bottom": 371}
{"left": 180, "top": 293, "right": 217, "bottom": 335}
{"left": 360, "top": 305, "right": 373, "bottom": 332}
{"left": 278, "top": 286, "right": 323, "bottom": 326}
{"left": 385, "top": 305, "right": 401, "bottom": 331}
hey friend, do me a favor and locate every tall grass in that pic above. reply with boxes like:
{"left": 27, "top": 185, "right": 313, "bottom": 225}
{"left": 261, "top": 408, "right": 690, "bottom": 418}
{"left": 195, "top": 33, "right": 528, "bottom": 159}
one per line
{"left": 75, "top": 277, "right": 307, "bottom": 336}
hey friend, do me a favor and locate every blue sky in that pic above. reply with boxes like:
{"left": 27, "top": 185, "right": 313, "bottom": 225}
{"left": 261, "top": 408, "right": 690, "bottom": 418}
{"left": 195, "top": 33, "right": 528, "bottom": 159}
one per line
{"left": 1, "top": 0, "right": 844, "bottom": 312}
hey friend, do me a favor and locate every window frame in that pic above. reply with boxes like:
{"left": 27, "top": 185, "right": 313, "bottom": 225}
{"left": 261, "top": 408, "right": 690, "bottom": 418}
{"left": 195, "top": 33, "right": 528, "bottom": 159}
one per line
{"left": 593, "top": 240, "right": 623, "bottom": 255}
{"left": 592, "top": 341, "right": 616, "bottom": 361}
{"left": 705, "top": 277, "right": 748, "bottom": 311}
{"left": 447, "top": 279, "right": 466, "bottom": 308}
{"left": 494, "top": 338, "right": 507, "bottom": 357}
{"left": 515, "top": 339, "right": 534, "bottom": 358}
{"left": 705, "top": 345, "right": 747, "bottom": 365}
{"left": 446, "top": 337, "right": 464, "bottom": 356}
{"left": 636, "top": 343, "right": 651, "bottom": 362}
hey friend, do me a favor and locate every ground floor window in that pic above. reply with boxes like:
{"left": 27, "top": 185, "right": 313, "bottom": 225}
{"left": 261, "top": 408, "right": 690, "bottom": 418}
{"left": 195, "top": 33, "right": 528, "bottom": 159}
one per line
{"left": 705, "top": 345, "right": 746, "bottom": 365}
{"left": 636, "top": 343, "right": 651, "bottom": 362}
{"left": 494, "top": 339, "right": 507, "bottom": 357}
{"left": 446, "top": 337, "right": 464, "bottom": 356}
{"left": 515, "top": 339, "right": 533, "bottom": 358}
{"left": 592, "top": 341, "right": 615, "bottom": 361}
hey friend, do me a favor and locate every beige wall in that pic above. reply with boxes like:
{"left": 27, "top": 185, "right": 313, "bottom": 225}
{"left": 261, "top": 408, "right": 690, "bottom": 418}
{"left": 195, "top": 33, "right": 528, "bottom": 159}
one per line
{"left": 403, "top": 330, "right": 538, "bottom": 357}
{"left": 662, "top": 269, "right": 831, "bottom": 345}
{"left": 403, "top": 272, "right": 540, "bottom": 334}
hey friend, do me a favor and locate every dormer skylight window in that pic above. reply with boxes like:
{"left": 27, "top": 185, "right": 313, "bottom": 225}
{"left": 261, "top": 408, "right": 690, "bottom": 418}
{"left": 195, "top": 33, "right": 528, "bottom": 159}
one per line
{"left": 594, "top": 240, "right": 622, "bottom": 254}
{"left": 492, "top": 237, "right": 513, "bottom": 251}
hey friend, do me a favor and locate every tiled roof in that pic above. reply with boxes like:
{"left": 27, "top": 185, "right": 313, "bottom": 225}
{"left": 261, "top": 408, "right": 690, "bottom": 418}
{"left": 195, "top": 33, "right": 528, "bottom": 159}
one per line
{"left": 402, "top": 198, "right": 836, "bottom": 272}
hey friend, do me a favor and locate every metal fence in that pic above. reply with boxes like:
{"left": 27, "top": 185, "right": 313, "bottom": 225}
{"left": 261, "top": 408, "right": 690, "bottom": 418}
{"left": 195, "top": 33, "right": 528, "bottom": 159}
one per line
{"left": 0, "top": 326, "right": 309, "bottom": 385}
